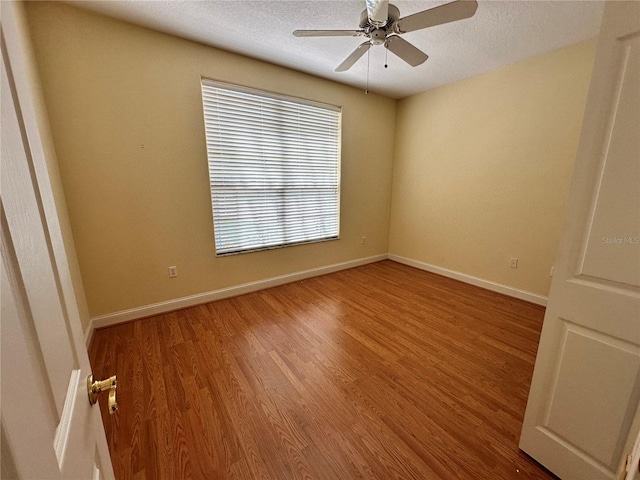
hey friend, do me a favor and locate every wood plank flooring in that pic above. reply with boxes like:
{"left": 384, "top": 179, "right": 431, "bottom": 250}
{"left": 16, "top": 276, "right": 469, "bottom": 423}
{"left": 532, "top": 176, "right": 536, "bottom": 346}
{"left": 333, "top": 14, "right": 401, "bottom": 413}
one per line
{"left": 89, "top": 260, "right": 556, "bottom": 479}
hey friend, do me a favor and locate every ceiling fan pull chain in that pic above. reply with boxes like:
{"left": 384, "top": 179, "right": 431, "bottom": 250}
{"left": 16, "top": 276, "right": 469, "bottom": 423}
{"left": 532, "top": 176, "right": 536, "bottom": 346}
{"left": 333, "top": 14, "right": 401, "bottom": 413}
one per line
{"left": 365, "top": 47, "right": 370, "bottom": 94}
{"left": 385, "top": 47, "right": 388, "bottom": 68}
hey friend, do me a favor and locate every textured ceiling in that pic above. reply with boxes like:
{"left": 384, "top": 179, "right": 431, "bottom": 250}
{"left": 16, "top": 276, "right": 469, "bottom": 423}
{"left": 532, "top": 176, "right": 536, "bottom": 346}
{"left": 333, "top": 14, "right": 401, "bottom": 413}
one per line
{"left": 69, "top": 0, "right": 604, "bottom": 99}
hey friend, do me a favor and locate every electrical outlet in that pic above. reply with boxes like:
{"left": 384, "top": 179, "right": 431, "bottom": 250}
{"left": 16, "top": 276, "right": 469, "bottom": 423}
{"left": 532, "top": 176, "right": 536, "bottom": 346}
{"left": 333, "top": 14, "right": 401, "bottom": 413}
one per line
{"left": 509, "top": 258, "right": 518, "bottom": 269}
{"left": 361, "top": 236, "right": 366, "bottom": 245}
{"left": 168, "top": 266, "right": 178, "bottom": 278}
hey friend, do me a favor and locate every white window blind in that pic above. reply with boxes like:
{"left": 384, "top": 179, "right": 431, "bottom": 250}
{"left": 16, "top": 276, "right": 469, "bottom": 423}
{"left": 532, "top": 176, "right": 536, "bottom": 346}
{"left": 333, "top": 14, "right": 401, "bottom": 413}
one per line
{"left": 201, "top": 80, "right": 341, "bottom": 255}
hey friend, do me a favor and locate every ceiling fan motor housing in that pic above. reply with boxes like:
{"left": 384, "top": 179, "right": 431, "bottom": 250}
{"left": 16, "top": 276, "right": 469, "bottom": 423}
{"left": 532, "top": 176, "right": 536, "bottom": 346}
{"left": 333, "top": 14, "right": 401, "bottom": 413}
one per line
{"left": 370, "top": 29, "right": 386, "bottom": 45}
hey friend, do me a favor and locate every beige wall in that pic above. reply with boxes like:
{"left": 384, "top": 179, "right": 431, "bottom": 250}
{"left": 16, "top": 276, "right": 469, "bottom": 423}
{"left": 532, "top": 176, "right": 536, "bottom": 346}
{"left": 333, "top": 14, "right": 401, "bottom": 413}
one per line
{"left": 25, "top": 2, "right": 396, "bottom": 319}
{"left": 26, "top": 1, "right": 596, "bottom": 323}
{"left": 389, "top": 40, "right": 596, "bottom": 297}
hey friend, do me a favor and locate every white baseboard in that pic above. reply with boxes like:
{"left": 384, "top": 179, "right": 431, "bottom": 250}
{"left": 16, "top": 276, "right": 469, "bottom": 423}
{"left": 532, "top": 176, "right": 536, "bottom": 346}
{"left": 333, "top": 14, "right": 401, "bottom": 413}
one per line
{"left": 387, "top": 254, "right": 548, "bottom": 306}
{"left": 85, "top": 252, "right": 547, "bottom": 340}
{"left": 87, "top": 254, "right": 388, "bottom": 333}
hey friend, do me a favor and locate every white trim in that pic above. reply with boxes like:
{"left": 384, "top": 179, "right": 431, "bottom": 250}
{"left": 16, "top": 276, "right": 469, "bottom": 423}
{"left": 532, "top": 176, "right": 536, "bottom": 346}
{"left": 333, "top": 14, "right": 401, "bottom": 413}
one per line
{"left": 88, "top": 252, "right": 548, "bottom": 333}
{"left": 84, "top": 323, "right": 95, "bottom": 349}
{"left": 88, "top": 254, "right": 387, "bottom": 330}
{"left": 388, "top": 254, "right": 548, "bottom": 306}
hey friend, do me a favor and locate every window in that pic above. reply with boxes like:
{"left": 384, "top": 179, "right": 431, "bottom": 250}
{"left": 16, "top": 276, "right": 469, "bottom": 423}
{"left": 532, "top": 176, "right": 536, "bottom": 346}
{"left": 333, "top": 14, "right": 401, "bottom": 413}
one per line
{"left": 201, "top": 80, "right": 341, "bottom": 255}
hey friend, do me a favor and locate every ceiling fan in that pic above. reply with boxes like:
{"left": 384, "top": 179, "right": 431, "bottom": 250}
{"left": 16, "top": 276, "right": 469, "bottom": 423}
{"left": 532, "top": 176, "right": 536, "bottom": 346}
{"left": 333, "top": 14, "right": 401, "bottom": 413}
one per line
{"left": 293, "top": 0, "right": 478, "bottom": 72}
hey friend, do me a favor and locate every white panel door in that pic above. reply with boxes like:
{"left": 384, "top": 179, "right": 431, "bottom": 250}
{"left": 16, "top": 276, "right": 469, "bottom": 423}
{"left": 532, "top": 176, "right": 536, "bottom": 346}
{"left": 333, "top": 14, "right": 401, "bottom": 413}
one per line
{"left": 519, "top": 2, "right": 640, "bottom": 479}
{"left": 0, "top": 3, "right": 115, "bottom": 479}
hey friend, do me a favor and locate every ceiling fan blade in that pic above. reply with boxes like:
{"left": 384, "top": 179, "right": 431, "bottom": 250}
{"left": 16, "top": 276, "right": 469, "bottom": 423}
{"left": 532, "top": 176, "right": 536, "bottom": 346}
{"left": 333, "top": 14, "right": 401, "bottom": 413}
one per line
{"left": 384, "top": 36, "right": 428, "bottom": 67}
{"left": 293, "top": 30, "right": 365, "bottom": 37}
{"left": 394, "top": 0, "right": 478, "bottom": 34}
{"left": 366, "top": 0, "right": 389, "bottom": 26}
{"left": 335, "top": 42, "right": 371, "bottom": 72}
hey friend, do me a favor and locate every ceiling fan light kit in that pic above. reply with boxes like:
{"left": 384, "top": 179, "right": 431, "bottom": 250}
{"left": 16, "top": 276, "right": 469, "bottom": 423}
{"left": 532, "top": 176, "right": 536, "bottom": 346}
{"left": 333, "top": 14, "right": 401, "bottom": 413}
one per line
{"left": 293, "top": 0, "right": 478, "bottom": 73}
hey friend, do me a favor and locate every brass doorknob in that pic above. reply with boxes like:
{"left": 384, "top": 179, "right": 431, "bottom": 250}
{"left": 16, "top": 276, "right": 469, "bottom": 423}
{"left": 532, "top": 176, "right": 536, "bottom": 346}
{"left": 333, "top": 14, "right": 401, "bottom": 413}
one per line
{"left": 87, "top": 374, "right": 118, "bottom": 414}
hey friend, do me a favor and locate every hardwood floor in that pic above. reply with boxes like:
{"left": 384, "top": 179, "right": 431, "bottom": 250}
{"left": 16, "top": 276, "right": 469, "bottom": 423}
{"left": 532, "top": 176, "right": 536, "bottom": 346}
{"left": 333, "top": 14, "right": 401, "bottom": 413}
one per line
{"left": 89, "top": 260, "right": 556, "bottom": 479}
